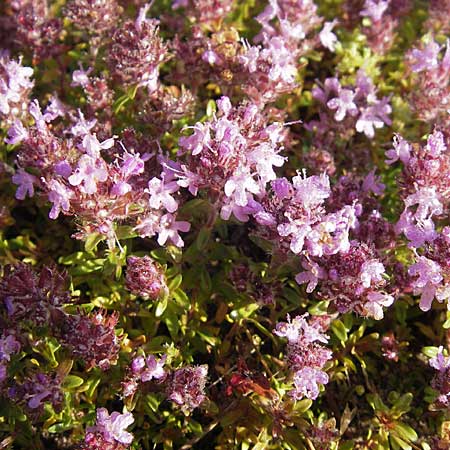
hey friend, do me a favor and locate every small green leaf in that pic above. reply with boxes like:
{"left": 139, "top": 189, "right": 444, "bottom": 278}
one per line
{"left": 62, "top": 375, "right": 84, "bottom": 390}
{"left": 393, "top": 422, "right": 418, "bottom": 442}
{"left": 155, "top": 295, "right": 169, "bottom": 317}
{"left": 332, "top": 319, "right": 348, "bottom": 343}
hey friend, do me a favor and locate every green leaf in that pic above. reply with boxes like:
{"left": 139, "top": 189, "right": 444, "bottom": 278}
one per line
{"left": 331, "top": 319, "right": 348, "bottom": 343}
{"left": 62, "top": 375, "right": 84, "bottom": 390}
{"left": 393, "top": 422, "right": 418, "bottom": 442}
{"left": 84, "top": 232, "right": 104, "bottom": 252}
{"left": 392, "top": 393, "right": 413, "bottom": 417}
{"left": 196, "top": 227, "right": 211, "bottom": 251}
{"left": 168, "top": 273, "right": 182, "bottom": 291}
{"left": 155, "top": 295, "right": 169, "bottom": 317}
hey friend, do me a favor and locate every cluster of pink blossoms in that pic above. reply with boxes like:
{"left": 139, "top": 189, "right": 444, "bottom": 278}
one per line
{"left": 274, "top": 314, "right": 332, "bottom": 400}
{"left": 387, "top": 130, "right": 450, "bottom": 312}
{"left": 170, "top": 96, "right": 286, "bottom": 221}
{"left": 7, "top": 98, "right": 190, "bottom": 247}
{"left": 307, "top": 70, "right": 392, "bottom": 142}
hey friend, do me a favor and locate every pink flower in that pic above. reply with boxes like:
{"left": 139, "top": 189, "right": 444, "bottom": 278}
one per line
{"left": 327, "top": 88, "right": 358, "bottom": 121}
{"left": 319, "top": 20, "right": 338, "bottom": 51}
{"left": 68, "top": 155, "right": 108, "bottom": 195}
{"left": 47, "top": 180, "right": 73, "bottom": 219}
{"left": 88, "top": 408, "right": 134, "bottom": 445}
{"left": 157, "top": 213, "right": 190, "bottom": 247}
{"left": 147, "top": 177, "right": 179, "bottom": 213}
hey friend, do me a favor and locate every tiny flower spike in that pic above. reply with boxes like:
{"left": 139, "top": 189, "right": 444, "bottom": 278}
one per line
{"left": 430, "top": 347, "right": 450, "bottom": 409}
{"left": 108, "top": 3, "right": 170, "bottom": 91}
{"left": 125, "top": 255, "right": 167, "bottom": 300}
{"left": 274, "top": 314, "right": 332, "bottom": 400}
{"left": 167, "top": 365, "right": 208, "bottom": 412}
{"left": 0, "top": 51, "right": 34, "bottom": 122}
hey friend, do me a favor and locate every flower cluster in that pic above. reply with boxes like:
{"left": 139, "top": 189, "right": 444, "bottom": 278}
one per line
{"left": 0, "top": 50, "right": 33, "bottom": 123}
{"left": 8, "top": 371, "right": 64, "bottom": 418}
{"left": 55, "top": 310, "right": 121, "bottom": 371}
{"left": 167, "top": 365, "right": 208, "bottom": 412}
{"left": 108, "top": 4, "right": 170, "bottom": 91}
{"left": 274, "top": 314, "right": 332, "bottom": 400}
{"left": 307, "top": 70, "right": 392, "bottom": 147}
{"left": 0, "top": 263, "right": 70, "bottom": 326}
{"left": 359, "top": 0, "right": 411, "bottom": 54}
{"left": 125, "top": 256, "right": 167, "bottom": 300}
{"left": 122, "top": 353, "right": 167, "bottom": 398}
{"left": 406, "top": 38, "right": 450, "bottom": 132}
{"left": 8, "top": 100, "right": 191, "bottom": 246}
{"left": 172, "top": 96, "right": 286, "bottom": 221}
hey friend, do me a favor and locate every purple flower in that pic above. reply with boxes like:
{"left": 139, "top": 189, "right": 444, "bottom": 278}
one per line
{"left": 385, "top": 134, "right": 411, "bottom": 165}
{"left": 360, "top": 0, "right": 389, "bottom": 21}
{"left": 47, "top": 180, "right": 73, "bottom": 219}
{"left": 43, "top": 95, "right": 67, "bottom": 122}
{"left": 178, "top": 123, "right": 211, "bottom": 156}
{"left": 5, "top": 120, "right": 28, "bottom": 145}
{"left": 71, "top": 66, "right": 92, "bottom": 88}
{"left": 409, "top": 256, "right": 442, "bottom": 311}
{"left": 68, "top": 155, "right": 108, "bottom": 195}
{"left": 430, "top": 347, "right": 450, "bottom": 371}
{"left": 12, "top": 169, "right": 36, "bottom": 200}
{"left": 290, "top": 367, "right": 329, "bottom": 400}
{"left": 327, "top": 89, "right": 358, "bottom": 121}
{"left": 295, "top": 260, "right": 327, "bottom": 293}
{"left": 157, "top": 213, "right": 191, "bottom": 247}
{"left": 410, "top": 40, "right": 442, "bottom": 73}
{"left": 140, "top": 355, "right": 167, "bottom": 382}
{"left": 274, "top": 314, "right": 329, "bottom": 345}
{"left": 147, "top": 177, "right": 179, "bottom": 213}
{"left": 365, "top": 291, "right": 394, "bottom": 320}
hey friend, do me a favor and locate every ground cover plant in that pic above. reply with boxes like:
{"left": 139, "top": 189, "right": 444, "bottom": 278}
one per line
{"left": 0, "top": 0, "right": 449, "bottom": 449}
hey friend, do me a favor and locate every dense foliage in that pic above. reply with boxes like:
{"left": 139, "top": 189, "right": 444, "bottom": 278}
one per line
{"left": 0, "top": 0, "right": 449, "bottom": 449}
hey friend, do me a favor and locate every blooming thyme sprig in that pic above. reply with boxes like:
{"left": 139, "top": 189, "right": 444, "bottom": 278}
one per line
{"left": 1, "top": 0, "right": 64, "bottom": 62}
{"left": 108, "top": 4, "right": 170, "bottom": 91}
{"left": 406, "top": 38, "right": 450, "bottom": 131}
{"left": 0, "top": 50, "right": 33, "bottom": 124}
{"left": 359, "top": 0, "right": 411, "bottom": 54}
{"left": 306, "top": 70, "right": 392, "bottom": 148}
{"left": 387, "top": 130, "right": 449, "bottom": 248}
{"left": 253, "top": 172, "right": 357, "bottom": 257}
{"left": 167, "top": 365, "right": 208, "bottom": 412}
{"left": 122, "top": 353, "right": 167, "bottom": 398}
{"left": 8, "top": 101, "right": 190, "bottom": 247}
{"left": 172, "top": 96, "right": 286, "bottom": 222}
{"left": 274, "top": 314, "right": 332, "bottom": 400}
